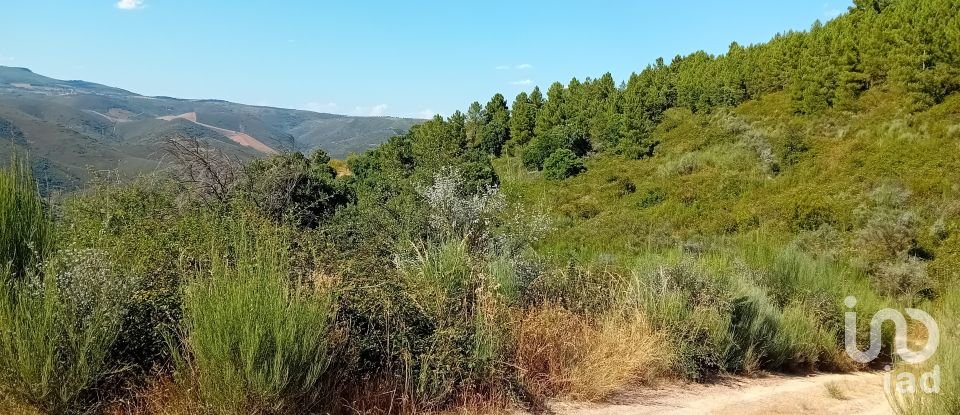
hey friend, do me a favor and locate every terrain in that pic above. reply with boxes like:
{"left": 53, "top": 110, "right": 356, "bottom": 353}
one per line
{"left": 1, "top": 1, "right": 959, "bottom": 414}
{"left": 551, "top": 372, "right": 890, "bottom": 415}
{"left": 0, "top": 66, "right": 420, "bottom": 188}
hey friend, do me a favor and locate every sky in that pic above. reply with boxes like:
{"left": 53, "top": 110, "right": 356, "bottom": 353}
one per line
{"left": 0, "top": 1, "right": 851, "bottom": 119}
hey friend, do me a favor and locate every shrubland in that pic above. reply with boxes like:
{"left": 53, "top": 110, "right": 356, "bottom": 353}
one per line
{"left": 2, "top": 0, "right": 959, "bottom": 413}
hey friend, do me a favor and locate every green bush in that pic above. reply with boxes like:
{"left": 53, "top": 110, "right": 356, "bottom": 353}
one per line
{"left": 896, "top": 288, "right": 960, "bottom": 415}
{"left": 629, "top": 257, "right": 734, "bottom": 379}
{"left": 173, "top": 220, "right": 337, "bottom": 414}
{"left": 239, "top": 151, "right": 355, "bottom": 229}
{"left": 0, "top": 249, "right": 131, "bottom": 414}
{"left": 521, "top": 125, "right": 589, "bottom": 170}
{"left": 543, "top": 149, "right": 586, "bottom": 181}
{"left": 394, "top": 240, "right": 507, "bottom": 408}
{"left": 56, "top": 178, "right": 220, "bottom": 376}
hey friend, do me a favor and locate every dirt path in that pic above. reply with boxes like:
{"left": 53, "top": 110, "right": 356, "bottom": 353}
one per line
{"left": 550, "top": 372, "right": 892, "bottom": 415}
{"left": 158, "top": 112, "right": 278, "bottom": 154}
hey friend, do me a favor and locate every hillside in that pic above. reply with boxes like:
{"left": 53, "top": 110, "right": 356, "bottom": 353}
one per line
{"left": 1, "top": 1, "right": 959, "bottom": 415}
{"left": 0, "top": 66, "right": 421, "bottom": 188}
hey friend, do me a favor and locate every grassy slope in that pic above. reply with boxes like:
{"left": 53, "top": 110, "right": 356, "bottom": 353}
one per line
{"left": 496, "top": 90, "right": 960, "bottom": 287}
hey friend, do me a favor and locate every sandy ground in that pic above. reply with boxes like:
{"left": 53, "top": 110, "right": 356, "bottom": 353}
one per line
{"left": 549, "top": 372, "right": 893, "bottom": 415}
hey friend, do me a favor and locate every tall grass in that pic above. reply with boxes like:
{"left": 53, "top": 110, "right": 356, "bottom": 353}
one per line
{"left": 173, "top": 220, "right": 337, "bottom": 414}
{"left": 894, "top": 289, "right": 960, "bottom": 414}
{"left": 1, "top": 156, "right": 125, "bottom": 414}
{"left": 0, "top": 253, "right": 127, "bottom": 414}
{"left": 394, "top": 240, "right": 508, "bottom": 409}
{"left": 0, "top": 156, "right": 49, "bottom": 279}
{"left": 623, "top": 245, "right": 877, "bottom": 379}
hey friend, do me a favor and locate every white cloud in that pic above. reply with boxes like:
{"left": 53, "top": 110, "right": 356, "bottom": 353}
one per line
{"left": 353, "top": 104, "right": 388, "bottom": 117}
{"left": 116, "top": 0, "right": 145, "bottom": 10}
{"left": 511, "top": 79, "right": 533, "bottom": 86}
{"left": 497, "top": 63, "right": 534, "bottom": 71}
{"left": 416, "top": 109, "right": 436, "bottom": 119}
{"left": 305, "top": 101, "right": 339, "bottom": 112}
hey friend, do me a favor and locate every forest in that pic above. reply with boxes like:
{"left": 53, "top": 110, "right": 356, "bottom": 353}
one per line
{"left": 2, "top": 0, "right": 959, "bottom": 413}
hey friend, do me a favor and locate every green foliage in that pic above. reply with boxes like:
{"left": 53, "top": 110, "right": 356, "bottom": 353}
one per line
{"left": 0, "top": 250, "right": 131, "bottom": 414}
{"left": 522, "top": 125, "right": 589, "bottom": 170}
{"left": 56, "top": 178, "right": 218, "bottom": 373}
{"left": 6, "top": 2, "right": 960, "bottom": 413}
{"left": 173, "top": 220, "right": 336, "bottom": 414}
{"left": 542, "top": 149, "right": 585, "bottom": 181}
{"left": 240, "top": 150, "right": 355, "bottom": 228}
{"left": 0, "top": 156, "right": 50, "bottom": 278}
{"left": 394, "top": 241, "right": 506, "bottom": 407}
{"left": 894, "top": 288, "right": 960, "bottom": 414}
{"left": 479, "top": 93, "right": 511, "bottom": 156}
{"left": 508, "top": 91, "right": 537, "bottom": 154}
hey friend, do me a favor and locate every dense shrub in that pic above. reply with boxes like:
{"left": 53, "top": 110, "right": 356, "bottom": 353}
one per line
{"left": 521, "top": 125, "right": 589, "bottom": 170}
{"left": 239, "top": 150, "right": 355, "bottom": 229}
{"left": 173, "top": 220, "right": 337, "bottom": 414}
{"left": 0, "top": 249, "right": 132, "bottom": 414}
{"left": 542, "top": 149, "right": 585, "bottom": 181}
{"left": 56, "top": 178, "right": 215, "bottom": 375}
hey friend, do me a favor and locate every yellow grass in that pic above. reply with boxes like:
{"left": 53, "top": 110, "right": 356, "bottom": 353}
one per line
{"left": 512, "top": 304, "right": 672, "bottom": 401}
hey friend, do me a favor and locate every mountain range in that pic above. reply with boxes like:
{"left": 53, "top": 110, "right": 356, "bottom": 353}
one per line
{"left": 0, "top": 66, "right": 421, "bottom": 188}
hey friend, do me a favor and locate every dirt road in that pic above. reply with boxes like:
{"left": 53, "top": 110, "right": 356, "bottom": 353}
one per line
{"left": 550, "top": 372, "right": 893, "bottom": 415}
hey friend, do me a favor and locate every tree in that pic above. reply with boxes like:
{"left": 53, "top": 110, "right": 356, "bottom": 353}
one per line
{"left": 535, "top": 82, "right": 566, "bottom": 138}
{"left": 521, "top": 125, "right": 589, "bottom": 170}
{"left": 479, "top": 93, "right": 511, "bottom": 156}
{"left": 465, "top": 101, "right": 485, "bottom": 147}
{"left": 241, "top": 151, "right": 354, "bottom": 228}
{"left": 529, "top": 86, "right": 545, "bottom": 110}
{"left": 508, "top": 91, "right": 536, "bottom": 154}
{"left": 542, "top": 148, "right": 585, "bottom": 180}
{"left": 410, "top": 116, "right": 464, "bottom": 174}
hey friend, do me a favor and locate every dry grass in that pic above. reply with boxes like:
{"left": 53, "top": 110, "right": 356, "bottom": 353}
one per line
{"left": 825, "top": 381, "right": 850, "bottom": 401}
{"left": 512, "top": 304, "right": 672, "bottom": 402}
{"left": 102, "top": 376, "right": 201, "bottom": 415}
{"left": 0, "top": 394, "right": 41, "bottom": 415}
{"left": 329, "top": 159, "right": 353, "bottom": 177}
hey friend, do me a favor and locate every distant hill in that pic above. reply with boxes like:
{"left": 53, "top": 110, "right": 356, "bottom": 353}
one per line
{"left": 0, "top": 66, "right": 421, "bottom": 188}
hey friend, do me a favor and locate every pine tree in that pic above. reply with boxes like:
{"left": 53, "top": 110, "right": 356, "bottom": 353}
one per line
{"left": 508, "top": 91, "right": 537, "bottom": 155}
{"left": 535, "top": 82, "right": 566, "bottom": 138}
{"left": 465, "top": 101, "right": 485, "bottom": 148}
{"left": 480, "top": 93, "right": 510, "bottom": 156}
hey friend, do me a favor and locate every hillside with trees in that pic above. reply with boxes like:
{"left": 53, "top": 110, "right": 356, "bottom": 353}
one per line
{"left": 1, "top": 0, "right": 959, "bottom": 414}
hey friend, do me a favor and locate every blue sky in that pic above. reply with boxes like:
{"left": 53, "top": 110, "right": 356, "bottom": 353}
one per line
{"left": 1, "top": 1, "right": 850, "bottom": 118}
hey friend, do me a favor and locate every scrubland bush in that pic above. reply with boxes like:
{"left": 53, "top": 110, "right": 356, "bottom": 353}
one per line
{"left": 629, "top": 258, "right": 733, "bottom": 378}
{"left": 854, "top": 184, "right": 933, "bottom": 300}
{"left": 173, "top": 220, "right": 337, "bottom": 414}
{"left": 56, "top": 178, "right": 216, "bottom": 376}
{"left": 0, "top": 250, "right": 132, "bottom": 414}
{"left": 542, "top": 149, "right": 585, "bottom": 180}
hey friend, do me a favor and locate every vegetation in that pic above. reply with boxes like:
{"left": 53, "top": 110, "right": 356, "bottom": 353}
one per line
{"left": 1, "top": 0, "right": 959, "bottom": 413}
